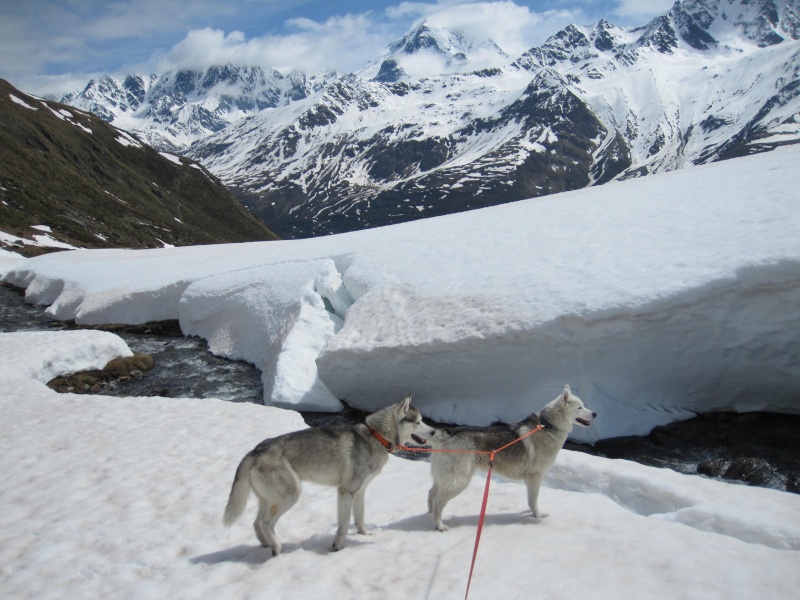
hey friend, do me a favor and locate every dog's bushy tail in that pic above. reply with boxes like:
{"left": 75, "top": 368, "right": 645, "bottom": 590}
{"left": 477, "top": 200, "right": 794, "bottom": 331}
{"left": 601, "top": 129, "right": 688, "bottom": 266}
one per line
{"left": 223, "top": 454, "right": 255, "bottom": 527}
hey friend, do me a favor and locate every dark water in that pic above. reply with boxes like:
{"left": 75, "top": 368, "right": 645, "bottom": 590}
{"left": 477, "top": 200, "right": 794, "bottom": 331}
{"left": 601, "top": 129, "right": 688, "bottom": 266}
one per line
{"left": 0, "top": 284, "right": 263, "bottom": 403}
{"left": 2, "top": 283, "right": 798, "bottom": 492}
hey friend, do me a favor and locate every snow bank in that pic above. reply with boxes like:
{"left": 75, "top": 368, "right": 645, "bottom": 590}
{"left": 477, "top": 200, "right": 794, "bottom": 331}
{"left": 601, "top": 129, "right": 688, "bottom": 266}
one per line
{"left": 4, "top": 147, "right": 800, "bottom": 437}
{"left": 179, "top": 259, "right": 347, "bottom": 411}
{"left": 0, "top": 329, "right": 132, "bottom": 384}
{"left": 1, "top": 330, "right": 799, "bottom": 600}
{"left": 0, "top": 247, "right": 23, "bottom": 276}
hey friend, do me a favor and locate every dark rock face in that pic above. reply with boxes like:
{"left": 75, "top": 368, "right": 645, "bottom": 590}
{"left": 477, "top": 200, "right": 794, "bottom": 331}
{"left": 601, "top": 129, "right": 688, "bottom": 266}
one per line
{"left": 373, "top": 59, "right": 407, "bottom": 83}
{"left": 579, "top": 412, "right": 800, "bottom": 493}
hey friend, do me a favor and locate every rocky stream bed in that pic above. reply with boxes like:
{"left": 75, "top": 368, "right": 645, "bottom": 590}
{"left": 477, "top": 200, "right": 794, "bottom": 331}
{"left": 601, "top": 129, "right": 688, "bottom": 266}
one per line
{"left": 2, "top": 283, "right": 798, "bottom": 494}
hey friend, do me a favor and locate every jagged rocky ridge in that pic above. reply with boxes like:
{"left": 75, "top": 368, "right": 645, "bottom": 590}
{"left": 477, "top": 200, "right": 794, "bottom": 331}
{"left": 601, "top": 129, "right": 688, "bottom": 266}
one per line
{"left": 58, "top": 0, "right": 800, "bottom": 238}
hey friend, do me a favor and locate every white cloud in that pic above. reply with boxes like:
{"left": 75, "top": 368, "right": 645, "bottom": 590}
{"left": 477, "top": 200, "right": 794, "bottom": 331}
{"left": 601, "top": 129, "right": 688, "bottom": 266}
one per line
{"left": 612, "top": 0, "right": 676, "bottom": 21}
{"left": 1, "top": 1, "right": 680, "bottom": 95}
{"left": 0, "top": 0, "right": 299, "bottom": 94}
{"left": 425, "top": 2, "right": 581, "bottom": 56}
{"left": 157, "top": 14, "right": 392, "bottom": 74}
{"left": 157, "top": 1, "right": 585, "bottom": 76}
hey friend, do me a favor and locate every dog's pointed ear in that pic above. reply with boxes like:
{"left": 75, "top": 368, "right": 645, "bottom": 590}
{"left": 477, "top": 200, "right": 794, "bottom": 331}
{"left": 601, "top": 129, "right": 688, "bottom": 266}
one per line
{"left": 402, "top": 394, "right": 412, "bottom": 411}
{"left": 561, "top": 385, "right": 571, "bottom": 403}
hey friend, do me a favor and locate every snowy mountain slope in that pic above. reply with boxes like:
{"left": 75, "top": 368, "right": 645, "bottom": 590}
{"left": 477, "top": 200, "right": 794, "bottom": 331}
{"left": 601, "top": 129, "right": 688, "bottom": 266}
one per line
{"left": 514, "top": 0, "right": 800, "bottom": 173}
{"left": 189, "top": 65, "right": 621, "bottom": 237}
{"left": 56, "top": 0, "right": 800, "bottom": 238}
{"left": 0, "top": 79, "right": 278, "bottom": 254}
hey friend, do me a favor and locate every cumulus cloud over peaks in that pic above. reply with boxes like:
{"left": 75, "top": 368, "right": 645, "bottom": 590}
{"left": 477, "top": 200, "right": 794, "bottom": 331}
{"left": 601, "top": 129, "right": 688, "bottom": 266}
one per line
{"left": 156, "top": 1, "right": 585, "bottom": 76}
{"left": 390, "top": 1, "right": 581, "bottom": 58}
{"left": 1, "top": 1, "right": 681, "bottom": 94}
{"left": 613, "top": 0, "right": 676, "bottom": 20}
{"left": 157, "top": 13, "right": 391, "bottom": 74}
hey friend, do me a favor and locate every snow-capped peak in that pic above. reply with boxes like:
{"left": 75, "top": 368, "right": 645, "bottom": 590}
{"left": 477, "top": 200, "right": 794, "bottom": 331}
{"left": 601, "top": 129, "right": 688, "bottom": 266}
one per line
{"left": 674, "top": 0, "right": 800, "bottom": 47}
{"left": 361, "top": 21, "right": 508, "bottom": 82}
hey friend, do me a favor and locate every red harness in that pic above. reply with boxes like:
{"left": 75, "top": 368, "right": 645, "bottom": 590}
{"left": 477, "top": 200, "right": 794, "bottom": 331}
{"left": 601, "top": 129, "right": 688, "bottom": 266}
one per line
{"left": 368, "top": 427, "right": 396, "bottom": 452}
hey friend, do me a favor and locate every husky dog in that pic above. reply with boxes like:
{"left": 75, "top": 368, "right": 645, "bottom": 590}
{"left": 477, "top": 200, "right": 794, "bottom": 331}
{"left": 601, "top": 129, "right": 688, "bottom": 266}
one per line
{"left": 428, "top": 385, "right": 595, "bottom": 531}
{"left": 223, "top": 395, "right": 434, "bottom": 555}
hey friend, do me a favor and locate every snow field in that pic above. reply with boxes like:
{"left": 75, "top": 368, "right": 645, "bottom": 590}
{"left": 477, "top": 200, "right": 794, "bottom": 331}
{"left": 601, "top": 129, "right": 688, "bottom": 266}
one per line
{"left": 1, "top": 329, "right": 798, "bottom": 599}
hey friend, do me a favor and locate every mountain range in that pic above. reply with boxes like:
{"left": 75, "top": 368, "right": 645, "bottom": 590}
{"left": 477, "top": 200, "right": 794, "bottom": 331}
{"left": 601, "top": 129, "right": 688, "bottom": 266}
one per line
{"left": 57, "top": 0, "right": 800, "bottom": 238}
{"left": 0, "top": 79, "right": 278, "bottom": 255}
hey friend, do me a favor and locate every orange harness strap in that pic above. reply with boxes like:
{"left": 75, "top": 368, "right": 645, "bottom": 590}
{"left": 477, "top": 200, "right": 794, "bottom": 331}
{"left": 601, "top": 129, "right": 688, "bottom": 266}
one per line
{"left": 368, "top": 426, "right": 396, "bottom": 452}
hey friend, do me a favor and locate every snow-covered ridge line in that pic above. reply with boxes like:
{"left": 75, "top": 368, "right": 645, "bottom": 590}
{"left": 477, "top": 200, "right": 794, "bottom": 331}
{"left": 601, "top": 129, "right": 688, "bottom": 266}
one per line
{"left": 4, "top": 147, "right": 800, "bottom": 438}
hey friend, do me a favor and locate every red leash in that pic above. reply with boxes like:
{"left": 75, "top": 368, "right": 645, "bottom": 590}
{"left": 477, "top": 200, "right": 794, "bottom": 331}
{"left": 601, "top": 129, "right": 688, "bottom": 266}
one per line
{"left": 465, "top": 454, "right": 495, "bottom": 600}
{"left": 394, "top": 423, "right": 544, "bottom": 600}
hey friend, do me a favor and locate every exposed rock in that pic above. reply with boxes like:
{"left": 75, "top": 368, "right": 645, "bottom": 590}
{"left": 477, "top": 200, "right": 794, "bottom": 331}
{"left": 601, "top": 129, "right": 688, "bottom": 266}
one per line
{"left": 48, "top": 353, "right": 155, "bottom": 393}
{"left": 587, "top": 411, "right": 800, "bottom": 493}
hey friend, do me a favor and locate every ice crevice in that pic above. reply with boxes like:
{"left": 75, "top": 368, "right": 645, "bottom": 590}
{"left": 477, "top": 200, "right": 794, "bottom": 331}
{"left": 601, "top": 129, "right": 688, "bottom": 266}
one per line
{"left": 178, "top": 256, "right": 357, "bottom": 412}
{"left": 313, "top": 254, "right": 355, "bottom": 321}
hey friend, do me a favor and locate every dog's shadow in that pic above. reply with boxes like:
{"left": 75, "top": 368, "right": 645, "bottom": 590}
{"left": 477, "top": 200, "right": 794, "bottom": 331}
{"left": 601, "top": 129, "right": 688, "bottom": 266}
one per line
{"left": 191, "top": 534, "right": 375, "bottom": 566}
{"left": 192, "top": 512, "right": 534, "bottom": 565}
{"left": 191, "top": 544, "right": 275, "bottom": 566}
{"left": 384, "top": 510, "right": 537, "bottom": 533}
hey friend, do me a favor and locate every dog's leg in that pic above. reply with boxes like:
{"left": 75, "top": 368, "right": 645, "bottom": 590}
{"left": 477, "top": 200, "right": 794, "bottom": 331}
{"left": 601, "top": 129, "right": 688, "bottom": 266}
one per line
{"left": 353, "top": 487, "right": 370, "bottom": 535}
{"left": 254, "top": 499, "right": 282, "bottom": 554}
{"left": 429, "top": 472, "right": 473, "bottom": 531}
{"left": 333, "top": 488, "right": 356, "bottom": 551}
{"left": 251, "top": 463, "right": 301, "bottom": 556}
{"left": 429, "top": 455, "right": 477, "bottom": 531}
{"left": 428, "top": 483, "right": 448, "bottom": 531}
{"left": 525, "top": 473, "right": 548, "bottom": 519}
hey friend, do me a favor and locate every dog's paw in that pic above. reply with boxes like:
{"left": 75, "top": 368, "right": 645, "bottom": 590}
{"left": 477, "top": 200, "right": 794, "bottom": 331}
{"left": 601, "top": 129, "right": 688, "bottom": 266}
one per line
{"left": 435, "top": 523, "right": 449, "bottom": 532}
{"left": 531, "top": 510, "right": 549, "bottom": 519}
{"left": 356, "top": 527, "right": 372, "bottom": 536}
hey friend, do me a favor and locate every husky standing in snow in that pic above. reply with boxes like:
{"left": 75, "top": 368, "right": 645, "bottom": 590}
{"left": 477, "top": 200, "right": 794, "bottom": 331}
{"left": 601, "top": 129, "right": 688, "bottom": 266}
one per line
{"left": 223, "top": 395, "right": 435, "bottom": 555}
{"left": 428, "top": 385, "right": 596, "bottom": 531}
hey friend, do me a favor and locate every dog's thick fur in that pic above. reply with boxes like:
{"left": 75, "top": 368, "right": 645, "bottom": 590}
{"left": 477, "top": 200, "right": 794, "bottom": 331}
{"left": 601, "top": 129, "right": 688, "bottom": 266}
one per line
{"left": 428, "top": 385, "right": 596, "bottom": 531}
{"left": 223, "top": 396, "right": 434, "bottom": 554}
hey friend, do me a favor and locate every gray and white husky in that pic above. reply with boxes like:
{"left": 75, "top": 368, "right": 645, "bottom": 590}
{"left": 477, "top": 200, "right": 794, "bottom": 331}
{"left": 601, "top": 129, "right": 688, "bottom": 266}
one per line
{"left": 223, "top": 395, "right": 434, "bottom": 555}
{"left": 428, "top": 385, "right": 596, "bottom": 531}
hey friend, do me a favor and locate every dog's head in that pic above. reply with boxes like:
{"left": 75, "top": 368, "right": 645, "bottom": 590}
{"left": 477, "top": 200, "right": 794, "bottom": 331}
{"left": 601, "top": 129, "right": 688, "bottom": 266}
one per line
{"left": 367, "top": 394, "right": 436, "bottom": 448}
{"left": 397, "top": 394, "right": 436, "bottom": 446}
{"left": 560, "top": 385, "right": 596, "bottom": 428}
{"left": 540, "top": 385, "right": 597, "bottom": 432}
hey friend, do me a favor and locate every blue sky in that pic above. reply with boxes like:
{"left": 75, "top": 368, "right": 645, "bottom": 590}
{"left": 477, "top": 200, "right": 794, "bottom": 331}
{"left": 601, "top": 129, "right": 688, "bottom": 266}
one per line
{"left": 0, "top": 0, "right": 675, "bottom": 95}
